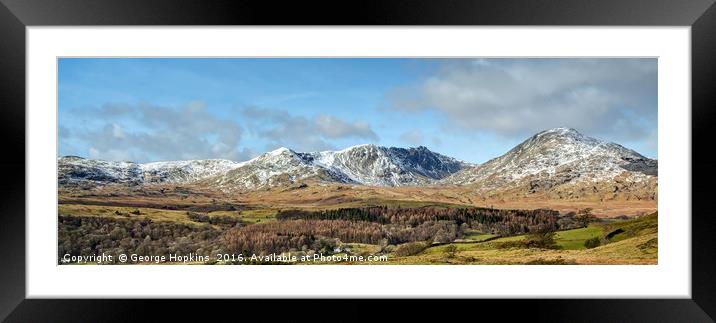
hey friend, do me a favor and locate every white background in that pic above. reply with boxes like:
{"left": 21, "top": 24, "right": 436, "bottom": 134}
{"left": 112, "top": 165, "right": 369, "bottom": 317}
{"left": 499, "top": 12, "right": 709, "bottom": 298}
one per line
{"left": 27, "top": 27, "right": 690, "bottom": 298}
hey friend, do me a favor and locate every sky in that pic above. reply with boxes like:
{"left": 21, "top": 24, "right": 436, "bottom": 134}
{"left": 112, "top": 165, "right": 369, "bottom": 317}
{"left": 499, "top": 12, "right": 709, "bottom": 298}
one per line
{"left": 58, "top": 58, "right": 657, "bottom": 164}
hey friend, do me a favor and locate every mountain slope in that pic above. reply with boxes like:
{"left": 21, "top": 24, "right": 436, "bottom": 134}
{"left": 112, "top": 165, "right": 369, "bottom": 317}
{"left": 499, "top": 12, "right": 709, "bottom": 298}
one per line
{"left": 58, "top": 145, "right": 468, "bottom": 189}
{"left": 206, "top": 147, "right": 357, "bottom": 190}
{"left": 442, "top": 128, "right": 657, "bottom": 200}
{"left": 58, "top": 156, "right": 242, "bottom": 186}
{"left": 57, "top": 128, "right": 657, "bottom": 199}
{"left": 308, "top": 144, "right": 467, "bottom": 186}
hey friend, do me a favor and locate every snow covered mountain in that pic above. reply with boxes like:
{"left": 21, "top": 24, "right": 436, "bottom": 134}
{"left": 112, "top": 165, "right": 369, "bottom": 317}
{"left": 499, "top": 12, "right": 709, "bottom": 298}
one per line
{"left": 58, "top": 128, "right": 657, "bottom": 198}
{"left": 307, "top": 144, "right": 467, "bottom": 186}
{"left": 441, "top": 128, "right": 657, "bottom": 199}
{"left": 58, "top": 156, "right": 243, "bottom": 186}
{"left": 206, "top": 147, "right": 357, "bottom": 190}
{"left": 58, "top": 145, "right": 468, "bottom": 189}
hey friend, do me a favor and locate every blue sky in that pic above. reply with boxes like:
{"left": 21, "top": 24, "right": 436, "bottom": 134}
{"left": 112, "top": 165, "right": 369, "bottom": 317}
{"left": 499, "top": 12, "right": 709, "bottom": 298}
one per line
{"left": 58, "top": 58, "right": 657, "bottom": 163}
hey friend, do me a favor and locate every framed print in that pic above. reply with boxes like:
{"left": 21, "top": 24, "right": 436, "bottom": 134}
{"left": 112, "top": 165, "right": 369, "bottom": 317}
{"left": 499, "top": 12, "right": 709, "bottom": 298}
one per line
{"left": 1, "top": 0, "right": 715, "bottom": 321}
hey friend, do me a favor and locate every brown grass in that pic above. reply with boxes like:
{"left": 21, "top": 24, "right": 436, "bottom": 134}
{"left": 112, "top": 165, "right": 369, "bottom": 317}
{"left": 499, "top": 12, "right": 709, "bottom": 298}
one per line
{"left": 59, "top": 182, "right": 656, "bottom": 217}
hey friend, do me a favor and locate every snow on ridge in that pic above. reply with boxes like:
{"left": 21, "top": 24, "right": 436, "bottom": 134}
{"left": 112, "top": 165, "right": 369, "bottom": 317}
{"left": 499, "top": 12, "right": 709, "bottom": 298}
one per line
{"left": 332, "top": 143, "right": 377, "bottom": 153}
{"left": 58, "top": 144, "right": 466, "bottom": 188}
{"left": 442, "top": 127, "right": 657, "bottom": 187}
{"left": 58, "top": 129, "right": 656, "bottom": 191}
{"left": 58, "top": 156, "right": 248, "bottom": 185}
{"left": 265, "top": 147, "right": 293, "bottom": 157}
{"left": 301, "top": 144, "right": 465, "bottom": 186}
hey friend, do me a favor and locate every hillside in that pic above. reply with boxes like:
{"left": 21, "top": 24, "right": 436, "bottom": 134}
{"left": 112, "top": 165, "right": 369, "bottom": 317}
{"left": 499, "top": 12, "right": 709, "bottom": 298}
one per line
{"left": 441, "top": 128, "right": 657, "bottom": 200}
{"left": 59, "top": 145, "right": 468, "bottom": 189}
{"left": 58, "top": 128, "right": 657, "bottom": 200}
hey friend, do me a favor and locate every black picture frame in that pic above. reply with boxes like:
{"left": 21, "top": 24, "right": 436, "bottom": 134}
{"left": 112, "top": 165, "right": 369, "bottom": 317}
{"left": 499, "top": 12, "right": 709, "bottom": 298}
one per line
{"left": 1, "top": 0, "right": 715, "bottom": 321}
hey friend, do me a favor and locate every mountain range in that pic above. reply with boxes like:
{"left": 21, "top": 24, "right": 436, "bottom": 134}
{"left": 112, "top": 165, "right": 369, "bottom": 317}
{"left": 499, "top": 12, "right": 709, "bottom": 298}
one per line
{"left": 58, "top": 128, "right": 658, "bottom": 198}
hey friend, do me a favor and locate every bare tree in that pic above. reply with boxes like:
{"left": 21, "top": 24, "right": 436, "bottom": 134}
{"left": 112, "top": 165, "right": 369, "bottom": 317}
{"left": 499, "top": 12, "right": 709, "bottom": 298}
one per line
{"left": 575, "top": 208, "right": 596, "bottom": 227}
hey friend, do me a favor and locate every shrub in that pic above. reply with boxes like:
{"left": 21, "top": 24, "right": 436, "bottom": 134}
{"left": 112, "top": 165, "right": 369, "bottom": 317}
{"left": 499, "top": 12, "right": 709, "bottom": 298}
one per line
{"left": 209, "top": 215, "right": 239, "bottom": 226}
{"left": 497, "top": 231, "right": 559, "bottom": 250}
{"left": 496, "top": 240, "right": 525, "bottom": 249}
{"left": 584, "top": 237, "right": 601, "bottom": 249}
{"left": 393, "top": 242, "right": 429, "bottom": 256}
{"left": 313, "top": 238, "right": 337, "bottom": 255}
{"left": 523, "top": 231, "right": 558, "bottom": 249}
{"left": 187, "top": 212, "right": 210, "bottom": 223}
{"left": 109, "top": 226, "right": 126, "bottom": 240}
{"left": 444, "top": 245, "right": 458, "bottom": 258}
{"left": 525, "top": 257, "right": 577, "bottom": 265}
{"left": 575, "top": 208, "right": 596, "bottom": 227}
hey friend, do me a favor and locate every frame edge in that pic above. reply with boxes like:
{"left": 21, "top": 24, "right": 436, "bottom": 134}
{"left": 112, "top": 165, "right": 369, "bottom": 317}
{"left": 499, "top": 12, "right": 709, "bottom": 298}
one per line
{"left": 0, "top": 0, "right": 26, "bottom": 321}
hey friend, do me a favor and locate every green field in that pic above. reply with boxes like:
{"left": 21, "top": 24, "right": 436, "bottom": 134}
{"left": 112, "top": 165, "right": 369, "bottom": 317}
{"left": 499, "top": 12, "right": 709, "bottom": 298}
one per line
{"left": 378, "top": 213, "right": 658, "bottom": 265}
{"left": 553, "top": 225, "right": 604, "bottom": 250}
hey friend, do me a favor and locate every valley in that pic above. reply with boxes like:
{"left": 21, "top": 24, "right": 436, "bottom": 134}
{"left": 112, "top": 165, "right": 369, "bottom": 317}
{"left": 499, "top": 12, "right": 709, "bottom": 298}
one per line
{"left": 57, "top": 128, "right": 658, "bottom": 265}
{"left": 58, "top": 189, "right": 657, "bottom": 265}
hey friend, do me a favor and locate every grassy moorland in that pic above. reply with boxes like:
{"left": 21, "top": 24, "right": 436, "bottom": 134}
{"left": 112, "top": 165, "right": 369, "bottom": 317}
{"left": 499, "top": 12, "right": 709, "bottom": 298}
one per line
{"left": 58, "top": 184, "right": 657, "bottom": 265}
{"left": 381, "top": 213, "right": 657, "bottom": 265}
{"left": 59, "top": 183, "right": 657, "bottom": 217}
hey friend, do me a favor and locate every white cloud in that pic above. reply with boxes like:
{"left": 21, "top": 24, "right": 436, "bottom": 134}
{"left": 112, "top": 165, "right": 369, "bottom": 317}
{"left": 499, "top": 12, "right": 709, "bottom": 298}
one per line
{"left": 111, "top": 123, "right": 125, "bottom": 139}
{"left": 399, "top": 129, "right": 424, "bottom": 146}
{"left": 71, "top": 101, "right": 254, "bottom": 162}
{"left": 314, "top": 115, "right": 377, "bottom": 140}
{"left": 241, "top": 107, "right": 379, "bottom": 152}
{"left": 388, "top": 58, "right": 657, "bottom": 144}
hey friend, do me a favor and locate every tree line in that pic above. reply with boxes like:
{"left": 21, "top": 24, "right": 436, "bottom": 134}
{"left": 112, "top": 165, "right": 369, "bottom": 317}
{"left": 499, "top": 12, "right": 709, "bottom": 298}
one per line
{"left": 59, "top": 206, "right": 589, "bottom": 262}
{"left": 224, "top": 219, "right": 462, "bottom": 255}
{"left": 275, "top": 206, "right": 566, "bottom": 235}
{"left": 58, "top": 215, "right": 226, "bottom": 264}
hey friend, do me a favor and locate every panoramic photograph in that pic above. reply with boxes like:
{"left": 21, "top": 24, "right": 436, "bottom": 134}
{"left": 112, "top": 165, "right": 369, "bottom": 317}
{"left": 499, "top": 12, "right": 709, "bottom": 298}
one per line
{"left": 57, "top": 58, "right": 658, "bottom": 265}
